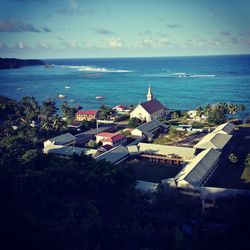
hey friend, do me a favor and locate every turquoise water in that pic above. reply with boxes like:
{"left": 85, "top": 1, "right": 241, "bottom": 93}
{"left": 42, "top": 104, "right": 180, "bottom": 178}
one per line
{"left": 0, "top": 55, "right": 250, "bottom": 114}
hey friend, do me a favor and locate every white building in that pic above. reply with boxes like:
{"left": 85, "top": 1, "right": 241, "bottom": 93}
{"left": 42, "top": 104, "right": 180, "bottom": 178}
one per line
{"left": 130, "top": 86, "right": 167, "bottom": 122}
{"left": 131, "top": 119, "right": 169, "bottom": 140}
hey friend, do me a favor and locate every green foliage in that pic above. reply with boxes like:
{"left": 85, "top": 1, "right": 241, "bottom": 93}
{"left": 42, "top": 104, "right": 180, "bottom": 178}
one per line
{"left": 195, "top": 102, "right": 247, "bottom": 125}
{"left": 41, "top": 98, "right": 57, "bottom": 118}
{"left": 81, "top": 119, "right": 96, "bottom": 131}
{"left": 0, "top": 95, "right": 21, "bottom": 121}
{"left": 128, "top": 117, "right": 142, "bottom": 128}
{"left": 21, "top": 96, "right": 40, "bottom": 121}
{"left": 115, "top": 114, "right": 129, "bottom": 122}
{"left": 153, "top": 127, "right": 186, "bottom": 145}
{"left": 86, "top": 139, "right": 98, "bottom": 148}
{"left": 228, "top": 153, "right": 238, "bottom": 164}
{"left": 61, "top": 101, "right": 77, "bottom": 122}
{"left": 99, "top": 105, "right": 114, "bottom": 120}
{"left": 171, "top": 111, "right": 182, "bottom": 119}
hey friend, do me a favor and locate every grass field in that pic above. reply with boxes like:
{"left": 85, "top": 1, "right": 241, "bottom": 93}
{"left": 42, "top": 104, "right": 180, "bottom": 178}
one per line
{"left": 126, "top": 159, "right": 182, "bottom": 182}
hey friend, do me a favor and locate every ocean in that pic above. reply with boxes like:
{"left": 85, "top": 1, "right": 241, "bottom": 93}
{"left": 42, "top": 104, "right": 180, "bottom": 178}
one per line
{"left": 1, "top": 55, "right": 250, "bottom": 115}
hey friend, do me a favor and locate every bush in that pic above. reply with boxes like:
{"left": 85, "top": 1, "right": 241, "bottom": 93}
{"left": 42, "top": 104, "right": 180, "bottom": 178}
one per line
{"left": 115, "top": 114, "right": 129, "bottom": 122}
{"left": 228, "top": 153, "right": 238, "bottom": 164}
{"left": 128, "top": 117, "right": 142, "bottom": 128}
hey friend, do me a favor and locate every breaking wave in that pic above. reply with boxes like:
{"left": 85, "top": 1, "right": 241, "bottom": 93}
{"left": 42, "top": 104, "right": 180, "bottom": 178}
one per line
{"left": 60, "top": 65, "right": 133, "bottom": 73}
{"left": 173, "top": 72, "right": 215, "bottom": 78}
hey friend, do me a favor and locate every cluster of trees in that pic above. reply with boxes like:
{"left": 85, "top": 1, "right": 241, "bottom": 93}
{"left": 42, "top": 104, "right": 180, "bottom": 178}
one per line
{"left": 99, "top": 105, "right": 115, "bottom": 120}
{"left": 1, "top": 144, "right": 250, "bottom": 250}
{"left": 195, "top": 103, "right": 246, "bottom": 125}
{"left": 128, "top": 117, "right": 142, "bottom": 128}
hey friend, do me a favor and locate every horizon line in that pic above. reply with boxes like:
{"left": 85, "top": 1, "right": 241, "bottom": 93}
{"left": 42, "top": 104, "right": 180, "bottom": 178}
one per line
{"left": 1, "top": 53, "right": 250, "bottom": 61}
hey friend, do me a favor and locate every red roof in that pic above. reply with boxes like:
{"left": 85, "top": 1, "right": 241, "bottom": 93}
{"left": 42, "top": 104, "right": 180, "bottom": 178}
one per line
{"left": 114, "top": 105, "right": 126, "bottom": 109}
{"left": 77, "top": 110, "right": 98, "bottom": 116}
{"left": 96, "top": 132, "right": 125, "bottom": 143}
{"left": 140, "top": 99, "right": 165, "bottom": 114}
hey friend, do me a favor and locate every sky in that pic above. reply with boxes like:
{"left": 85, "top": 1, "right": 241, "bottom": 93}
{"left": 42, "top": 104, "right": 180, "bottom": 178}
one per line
{"left": 0, "top": 0, "right": 250, "bottom": 59}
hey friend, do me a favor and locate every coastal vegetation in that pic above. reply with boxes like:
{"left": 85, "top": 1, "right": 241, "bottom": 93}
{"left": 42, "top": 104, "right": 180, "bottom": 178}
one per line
{"left": 196, "top": 102, "right": 246, "bottom": 125}
{"left": 0, "top": 58, "right": 45, "bottom": 69}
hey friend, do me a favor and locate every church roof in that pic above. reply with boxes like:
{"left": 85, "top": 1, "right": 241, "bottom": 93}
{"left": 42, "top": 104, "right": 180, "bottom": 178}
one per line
{"left": 140, "top": 99, "right": 165, "bottom": 114}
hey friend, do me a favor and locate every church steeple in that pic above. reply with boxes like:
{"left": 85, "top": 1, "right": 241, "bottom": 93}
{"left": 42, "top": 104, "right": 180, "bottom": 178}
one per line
{"left": 147, "top": 85, "right": 153, "bottom": 101}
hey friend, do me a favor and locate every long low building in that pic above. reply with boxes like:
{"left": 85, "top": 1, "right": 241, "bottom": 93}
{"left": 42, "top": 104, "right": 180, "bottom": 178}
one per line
{"left": 194, "top": 132, "right": 232, "bottom": 150}
{"left": 174, "top": 148, "right": 221, "bottom": 190}
{"left": 44, "top": 133, "right": 76, "bottom": 148}
{"left": 43, "top": 144, "right": 97, "bottom": 158}
{"left": 94, "top": 145, "right": 129, "bottom": 165}
{"left": 212, "top": 121, "right": 235, "bottom": 135}
{"left": 138, "top": 142, "right": 197, "bottom": 165}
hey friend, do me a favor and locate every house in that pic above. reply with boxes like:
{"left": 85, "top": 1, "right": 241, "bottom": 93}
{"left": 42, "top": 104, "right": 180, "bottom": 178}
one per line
{"left": 138, "top": 143, "right": 196, "bottom": 165}
{"left": 76, "top": 110, "right": 99, "bottom": 121}
{"left": 174, "top": 148, "right": 221, "bottom": 190}
{"left": 43, "top": 144, "right": 97, "bottom": 158}
{"left": 113, "top": 104, "right": 127, "bottom": 112}
{"left": 94, "top": 145, "right": 129, "bottom": 165}
{"left": 212, "top": 122, "right": 235, "bottom": 135}
{"left": 131, "top": 119, "right": 169, "bottom": 140}
{"left": 194, "top": 132, "right": 232, "bottom": 150}
{"left": 95, "top": 132, "right": 127, "bottom": 147}
{"left": 130, "top": 86, "right": 167, "bottom": 122}
{"left": 43, "top": 133, "right": 76, "bottom": 148}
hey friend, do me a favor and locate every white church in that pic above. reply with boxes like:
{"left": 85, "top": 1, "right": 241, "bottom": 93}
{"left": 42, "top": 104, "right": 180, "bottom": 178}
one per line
{"left": 130, "top": 86, "right": 167, "bottom": 122}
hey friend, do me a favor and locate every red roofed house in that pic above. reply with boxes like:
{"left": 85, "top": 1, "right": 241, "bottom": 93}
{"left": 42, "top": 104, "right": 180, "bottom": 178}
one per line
{"left": 113, "top": 105, "right": 127, "bottom": 112}
{"left": 76, "top": 110, "right": 99, "bottom": 121}
{"left": 95, "top": 132, "right": 127, "bottom": 147}
{"left": 130, "top": 86, "right": 167, "bottom": 122}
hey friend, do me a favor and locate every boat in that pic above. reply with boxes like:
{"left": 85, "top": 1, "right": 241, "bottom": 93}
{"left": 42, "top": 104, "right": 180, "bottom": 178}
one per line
{"left": 58, "top": 94, "right": 66, "bottom": 99}
{"left": 95, "top": 96, "right": 104, "bottom": 99}
{"left": 65, "top": 86, "right": 71, "bottom": 89}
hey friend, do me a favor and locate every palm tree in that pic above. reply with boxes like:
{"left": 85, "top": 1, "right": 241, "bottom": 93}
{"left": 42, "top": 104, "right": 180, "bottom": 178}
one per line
{"left": 204, "top": 104, "right": 211, "bottom": 117}
{"left": 195, "top": 106, "right": 203, "bottom": 119}
{"left": 227, "top": 103, "right": 239, "bottom": 119}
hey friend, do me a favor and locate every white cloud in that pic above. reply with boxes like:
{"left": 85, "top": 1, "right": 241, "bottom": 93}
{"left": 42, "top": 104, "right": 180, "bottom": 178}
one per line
{"left": 37, "top": 42, "right": 51, "bottom": 49}
{"left": 137, "top": 37, "right": 171, "bottom": 48}
{"left": 109, "top": 38, "right": 123, "bottom": 48}
{"left": 15, "top": 41, "right": 29, "bottom": 49}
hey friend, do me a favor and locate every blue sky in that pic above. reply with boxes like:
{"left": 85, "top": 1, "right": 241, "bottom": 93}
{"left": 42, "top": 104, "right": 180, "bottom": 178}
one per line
{"left": 0, "top": 0, "right": 250, "bottom": 58}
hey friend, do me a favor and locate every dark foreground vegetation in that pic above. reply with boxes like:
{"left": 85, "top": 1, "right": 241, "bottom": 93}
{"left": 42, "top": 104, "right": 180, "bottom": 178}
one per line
{"left": 1, "top": 95, "right": 250, "bottom": 250}
{"left": 0, "top": 57, "right": 44, "bottom": 69}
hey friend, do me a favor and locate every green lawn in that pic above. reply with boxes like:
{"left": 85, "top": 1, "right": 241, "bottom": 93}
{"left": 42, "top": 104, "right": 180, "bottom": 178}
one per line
{"left": 127, "top": 160, "right": 182, "bottom": 182}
